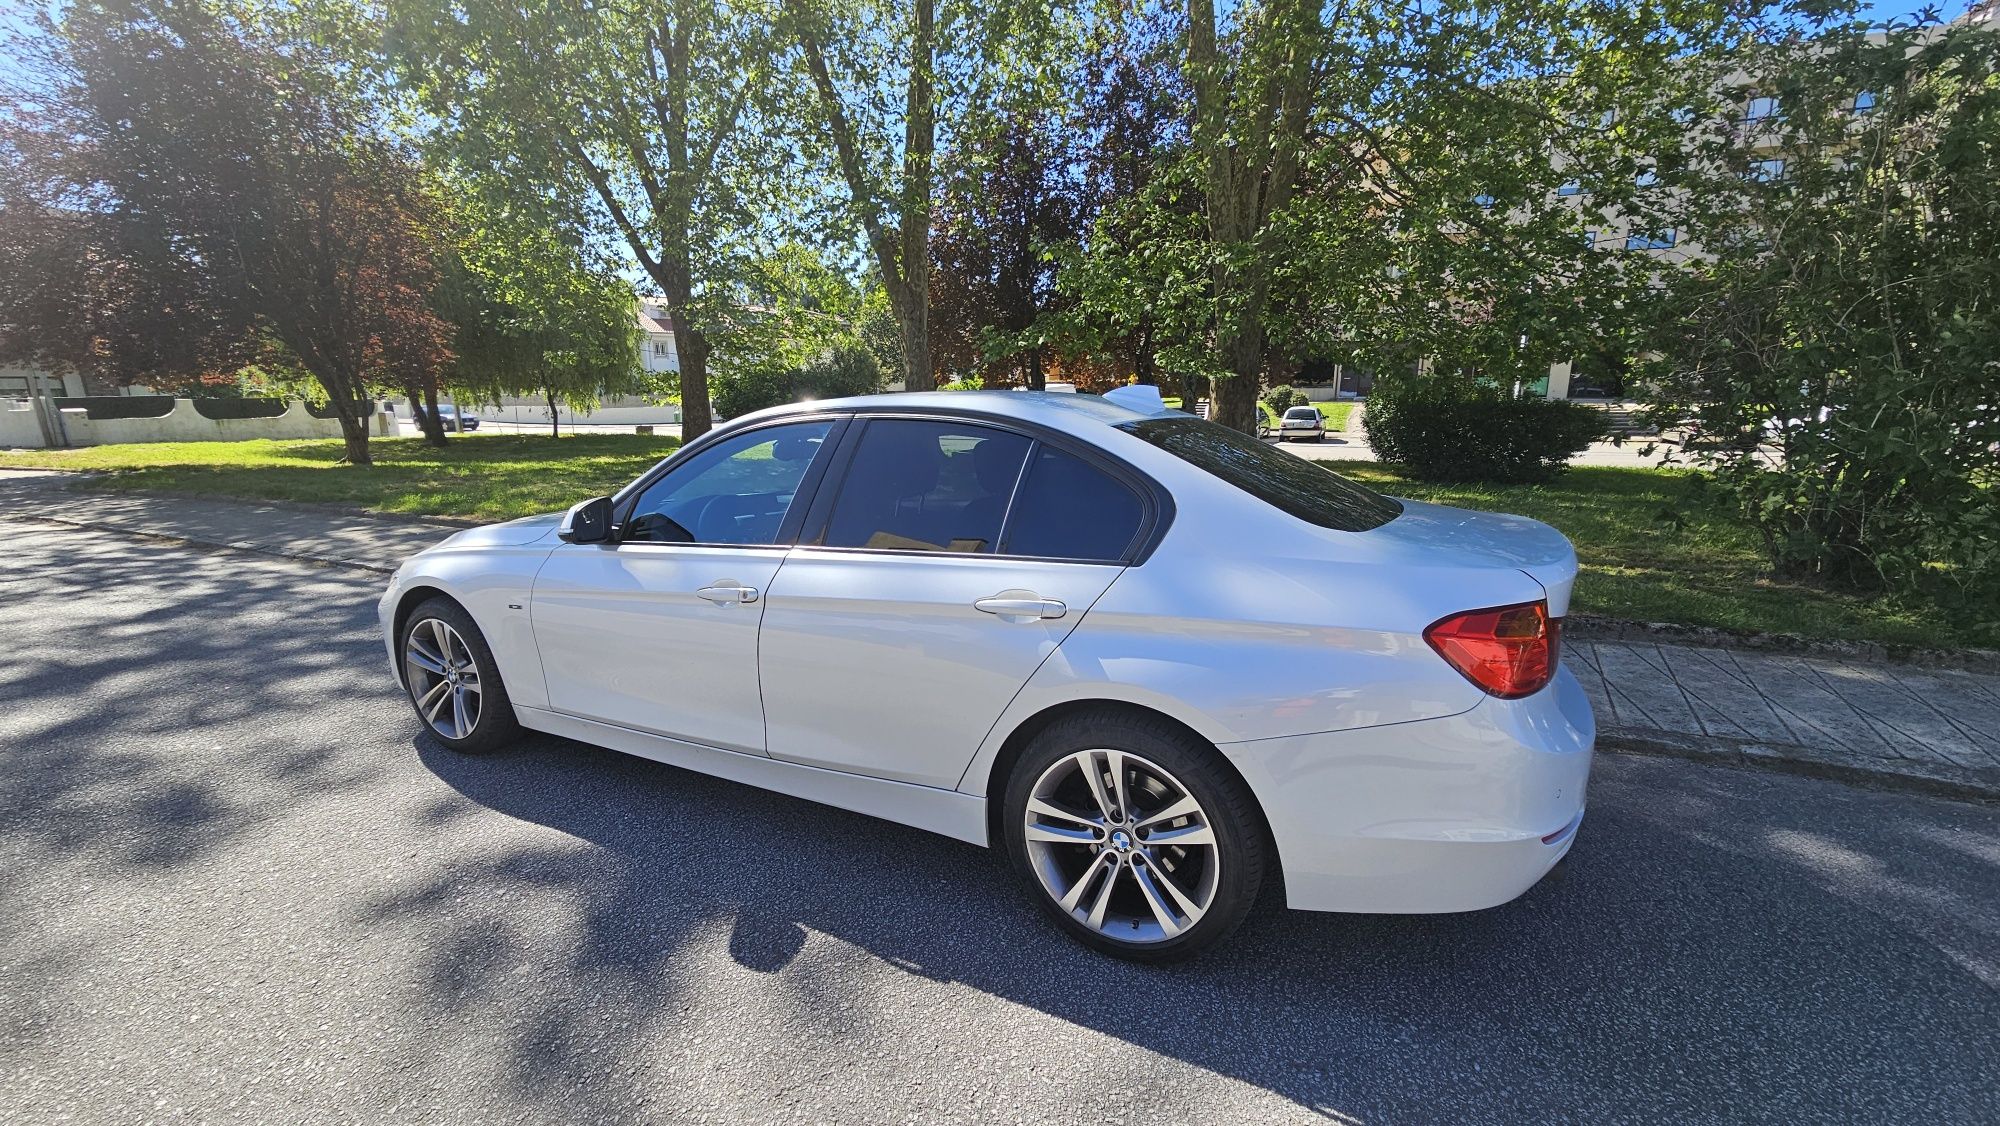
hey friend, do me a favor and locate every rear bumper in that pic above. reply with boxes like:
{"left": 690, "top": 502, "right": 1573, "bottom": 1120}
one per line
{"left": 1221, "top": 663, "right": 1594, "bottom": 914}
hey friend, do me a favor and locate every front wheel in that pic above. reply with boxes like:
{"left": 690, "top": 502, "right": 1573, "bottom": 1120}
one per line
{"left": 1003, "top": 712, "right": 1267, "bottom": 961}
{"left": 399, "top": 597, "right": 521, "bottom": 753}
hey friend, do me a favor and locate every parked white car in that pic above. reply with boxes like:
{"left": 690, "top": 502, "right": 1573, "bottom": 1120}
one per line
{"left": 1277, "top": 404, "right": 1327, "bottom": 441}
{"left": 380, "top": 391, "right": 1593, "bottom": 960}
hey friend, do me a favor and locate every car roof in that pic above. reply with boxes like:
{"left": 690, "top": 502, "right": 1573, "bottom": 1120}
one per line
{"left": 733, "top": 390, "right": 1171, "bottom": 441}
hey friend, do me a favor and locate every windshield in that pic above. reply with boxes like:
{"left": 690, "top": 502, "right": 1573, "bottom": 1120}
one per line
{"left": 1117, "top": 416, "right": 1402, "bottom": 532}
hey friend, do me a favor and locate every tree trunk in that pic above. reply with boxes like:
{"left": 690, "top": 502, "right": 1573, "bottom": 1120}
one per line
{"left": 546, "top": 388, "right": 560, "bottom": 437}
{"left": 1026, "top": 349, "right": 1046, "bottom": 391}
{"left": 419, "top": 381, "right": 447, "bottom": 447}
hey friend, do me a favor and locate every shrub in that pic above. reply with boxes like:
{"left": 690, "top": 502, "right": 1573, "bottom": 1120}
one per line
{"left": 713, "top": 342, "right": 883, "bottom": 418}
{"left": 1365, "top": 375, "right": 1603, "bottom": 483}
{"left": 1260, "top": 384, "right": 1307, "bottom": 413}
{"left": 193, "top": 397, "right": 287, "bottom": 420}
{"left": 51, "top": 395, "right": 176, "bottom": 420}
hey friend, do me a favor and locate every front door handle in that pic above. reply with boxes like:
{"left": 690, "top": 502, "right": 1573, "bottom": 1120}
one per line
{"left": 974, "top": 592, "right": 1067, "bottom": 620}
{"left": 696, "top": 582, "right": 759, "bottom": 605}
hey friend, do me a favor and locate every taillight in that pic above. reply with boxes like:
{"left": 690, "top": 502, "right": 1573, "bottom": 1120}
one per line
{"left": 1424, "top": 600, "right": 1559, "bottom": 699}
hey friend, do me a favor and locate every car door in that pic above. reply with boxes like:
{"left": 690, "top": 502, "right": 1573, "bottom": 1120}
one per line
{"left": 757, "top": 417, "right": 1155, "bottom": 787}
{"left": 530, "top": 417, "right": 841, "bottom": 753}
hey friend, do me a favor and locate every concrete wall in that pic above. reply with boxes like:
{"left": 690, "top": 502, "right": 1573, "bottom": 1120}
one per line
{"left": 2, "top": 398, "right": 393, "bottom": 448}
{"left": 465, "top": 398, "right": 683, "bottom": 427}
{"left": 1, "top": 403, "right": 48, "bottom": 448}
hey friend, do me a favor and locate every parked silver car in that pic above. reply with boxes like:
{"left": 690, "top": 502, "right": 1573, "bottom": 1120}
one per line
{"left": 1277, "top": 404, "right": 1327, "bottom": 442}
{"left": 379, "top": 390, "right": 1592, "bottom": 960}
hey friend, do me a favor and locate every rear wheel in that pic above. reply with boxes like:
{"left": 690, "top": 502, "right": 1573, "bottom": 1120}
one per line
{"left": 1003, "top": 712, "right": 1267, "bottom": 961}
{"left": 399, "top": 597, "right": 521, "bottom": 753}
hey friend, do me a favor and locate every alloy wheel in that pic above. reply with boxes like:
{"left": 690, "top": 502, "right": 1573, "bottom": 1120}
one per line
{"left": 1022, "top": 748, "right": 1222, "bottom": 943}
{"left": 404, "top": 618, "right": 482, "bottom": 740}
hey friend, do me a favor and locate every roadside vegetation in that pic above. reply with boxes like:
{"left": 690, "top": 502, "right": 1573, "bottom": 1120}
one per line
{"left": 0, "top": 434, "right": 680, "bottom": 524}
{"left": 4, "top": 435, "right": 1987, "bottom": 649}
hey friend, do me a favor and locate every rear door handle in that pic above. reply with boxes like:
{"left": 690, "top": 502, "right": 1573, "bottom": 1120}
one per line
{"left": 974, "top": 593, "right": 1067, "bottom": 620}
{"left": 696, "top": 582, "right": 759, "bottom": 605}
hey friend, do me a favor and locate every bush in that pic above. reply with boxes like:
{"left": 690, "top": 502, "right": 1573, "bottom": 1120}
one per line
{"left": 192, "top": 397, "right": 287, "bottom": 420}
{"left": 1260, "top": 384, "right": 1307, "bottom": 413}
{"left": 1364, "top": 376, "right": 1603, "bottom": 483}
{"left": 713, "top": 342, "right": 883, "bottom": 418}
{"left": 51, "top": 396, "right": 176, "bottom": 420}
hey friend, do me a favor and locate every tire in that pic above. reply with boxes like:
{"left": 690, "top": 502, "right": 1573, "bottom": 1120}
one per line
{"left": 398, "top": 596, "right": 522, "bottom": 754}
{"left": 1002, "top": 710, "right": 1268, "bottom": 962}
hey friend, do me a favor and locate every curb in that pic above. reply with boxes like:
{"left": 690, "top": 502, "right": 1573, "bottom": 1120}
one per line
{"left": 1598, "top": 728, "right": 2000, "bottom": 804}
{"left": 1567, "top": 613, "right": 2000, "bottom": 675}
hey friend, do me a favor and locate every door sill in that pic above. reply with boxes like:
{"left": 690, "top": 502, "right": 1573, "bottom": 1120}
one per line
{"left": 513, "top": 706, "right": 989, "bottom": 847}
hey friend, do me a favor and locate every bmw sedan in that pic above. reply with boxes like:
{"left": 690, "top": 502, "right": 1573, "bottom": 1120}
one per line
{"left": 379, "top": 388, "right": 1593, "bottom": 960}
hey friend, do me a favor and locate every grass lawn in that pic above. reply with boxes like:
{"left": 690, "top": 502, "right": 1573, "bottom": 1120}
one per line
{"left": 0, "top": 433, "right": 681, "bottom": 523}
{"left": 1337, "top": 463, "right": 1992, "bottom": 650}
{"left": 3, "top": 433, "right": 1985, "bottom": 648}
{"left": 1311, "top": 401, "right": 1355, "bottom": 430}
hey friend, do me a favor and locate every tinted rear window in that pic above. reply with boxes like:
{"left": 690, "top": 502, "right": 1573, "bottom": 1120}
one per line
{"left": 1118, "top": 416, "right": 1402, "bottom": 532}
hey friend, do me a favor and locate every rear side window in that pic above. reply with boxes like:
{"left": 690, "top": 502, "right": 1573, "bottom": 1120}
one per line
{"left": 1118, "top": 416, "right": 1402, "bottom": 532}
{"left": 1001, "top": 446, "right": 1144, "bottom": 561}
{"left": 821, "top": 419, "right": 1031, "bottom": 553}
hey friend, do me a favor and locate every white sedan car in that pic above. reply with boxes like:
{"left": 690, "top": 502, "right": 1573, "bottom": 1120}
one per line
{"left": 380, "top": 389, "right": 1593, "bottom": 960}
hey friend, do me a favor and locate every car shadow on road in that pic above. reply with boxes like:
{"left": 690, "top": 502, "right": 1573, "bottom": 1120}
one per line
{"left": 395, "top": 731, "right": 2000, "bottom": 1122}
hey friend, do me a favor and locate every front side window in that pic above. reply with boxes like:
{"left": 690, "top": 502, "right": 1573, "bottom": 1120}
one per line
{"left": 624, "top": 420, "right": 833, "bottom": 545}
{"left": 1118, "top": 416, "right": 1402, "bottom": 532}
{"left": 820, "top": 420, "right": 1030, "bottom": 553}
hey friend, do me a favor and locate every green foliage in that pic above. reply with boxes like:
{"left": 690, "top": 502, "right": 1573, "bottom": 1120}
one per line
{"left": 434, "top": 184, "right": 643, "bottom": 422}
{"left": 939, "top": 376, "right": 985, "bottom": 391}
{"left": 1640, "top": 16, "right": 2000, "bottom": 615}
{"left": 1365, "top": 376, "right": 1603, "bottom": 483}
{"left": 711, "top": 342, "right": 882, "bottom": 418}
{"left": 1260, "top": 384, "right": 1307, "bottom": 412}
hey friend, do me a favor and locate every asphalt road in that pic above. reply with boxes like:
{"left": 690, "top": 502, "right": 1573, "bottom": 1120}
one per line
{"left": 2, "top": 521, "right": 1995, "bottom": 1124}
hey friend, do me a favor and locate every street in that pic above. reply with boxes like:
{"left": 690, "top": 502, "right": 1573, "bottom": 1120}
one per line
{"left": 2, "top": 522, "right": 1995, "bottom": 1124}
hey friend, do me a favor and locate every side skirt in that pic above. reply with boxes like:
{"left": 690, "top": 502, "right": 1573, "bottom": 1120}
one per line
{"left": 514, "top": 706, "right": 991, "bottom": 848}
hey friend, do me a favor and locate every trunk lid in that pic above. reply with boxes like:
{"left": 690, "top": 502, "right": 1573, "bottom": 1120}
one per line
{"left": 1359, "top": 499, "right": 1580, "bottom": 615}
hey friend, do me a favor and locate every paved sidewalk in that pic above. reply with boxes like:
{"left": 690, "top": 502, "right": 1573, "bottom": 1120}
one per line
{"left": 0, "top": 469, "right": 454, "bottom": 572}
{"left": 3, "top": 468, "right": 1994, "bottom": 798}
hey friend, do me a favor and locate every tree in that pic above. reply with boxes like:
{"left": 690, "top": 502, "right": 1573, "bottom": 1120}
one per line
{"left": 783, "top": 0, "right": 940, "bottom": 389}
{"left": 390, "top": 0, "right": 793, "bottom": 440}
{"left": 929, "top": 116, "right": 1086, "bottom": 389}
{"left": 437, "top": 189, "right": 644, "bottom": 437}
{"left": 1183, "top": 0, "right": 1317, "bottom": 433}
{"left": 3, "top": 0, "right": 450, "bottom": 465}
{"left": 1641, "top": 14, "right": 2000, "bottom": 604}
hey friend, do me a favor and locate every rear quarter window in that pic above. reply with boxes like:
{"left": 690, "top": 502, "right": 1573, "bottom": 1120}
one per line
{"left": 1118, "top": 416, "right": 1402, "bottom": 532}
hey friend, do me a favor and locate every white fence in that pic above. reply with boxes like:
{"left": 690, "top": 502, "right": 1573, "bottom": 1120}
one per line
{"left": 1, "top": 398, "right": 395, "bottom": 449}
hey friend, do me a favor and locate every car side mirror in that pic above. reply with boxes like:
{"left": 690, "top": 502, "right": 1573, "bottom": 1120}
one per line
{"left": 558, "top": 496, "right": 614, "bottom": 544}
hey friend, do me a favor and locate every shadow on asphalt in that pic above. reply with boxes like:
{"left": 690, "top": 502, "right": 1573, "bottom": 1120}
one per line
{"left": 4, "top": 525, "right": 1994, "bottom": 1121}
{"left": 400, "top": 725, "right": 2000, "bottom": 1121}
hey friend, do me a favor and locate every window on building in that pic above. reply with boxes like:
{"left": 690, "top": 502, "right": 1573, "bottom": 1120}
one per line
{"left": 1625, "top": 229, "right": 1678, "bottom": 251}
{"left": 1635, "top": 165, "right": 1659, "bottom": 188}
{"left": 1584, "top": 229, "right": 1597, "bottom": 248}
{"left": 1850, "top": 90, "right": 1876, "bottom": 114}
{"left": 1473, "top": 193, "right": 1497, "bottom": 209}
{"left": 1746, "top": 158, "right": 1786, "bottom": 182}
{"left": 653, "top": 341, "right": 670, "bottom": 358}
{"left": 1558, "top": 180, "right": 1583, "bottom": 196}
{"left": 1745, "top": 95, "right": 1781, "bottom": 122}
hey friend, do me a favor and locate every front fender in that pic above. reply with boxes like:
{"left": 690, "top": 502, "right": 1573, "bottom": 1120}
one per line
{"left": 379, "top": 541, "right": 559, "bottom": 711}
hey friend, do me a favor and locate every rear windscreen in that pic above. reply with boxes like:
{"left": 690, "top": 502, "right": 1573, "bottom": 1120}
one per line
{"left": 1118, "top": 416, "right": 1403, "bottom": 532}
